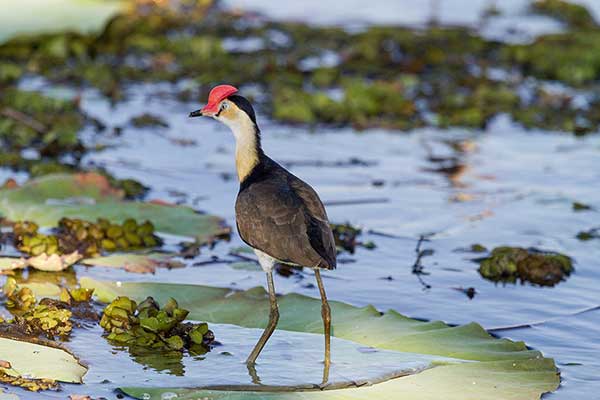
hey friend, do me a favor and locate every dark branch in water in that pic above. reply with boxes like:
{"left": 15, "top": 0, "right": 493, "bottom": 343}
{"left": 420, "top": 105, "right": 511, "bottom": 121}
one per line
{"left": 0, "top": 107, "right": 47, "bottom": 133}
{"left": 411, "top": 234, "right": 434, "bottom": 290}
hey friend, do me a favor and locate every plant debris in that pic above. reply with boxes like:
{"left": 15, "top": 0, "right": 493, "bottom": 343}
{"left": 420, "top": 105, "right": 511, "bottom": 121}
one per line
{"left": 130, "top": 113, "right": 169, "bottom": 129}
{"left": 100, "top": 296, "right": 214, "bottom": 353}
{"left": 12, "top": 218, "right": 162, "bottom": 258}
{"left": 573, "top": 202, "right": 593, "bottom": 211}
{"left": 330, "top": 223, "right": 376, "bottom": 254}
{"left": 1, "top": 1, "right": 600, "bottom": 134}
{"left": 478, "top": 246, "right": 574, "bottom": 286}
{"left": 1, "top": 278, "right": 98, "bottom": 339}
{"left": 576, "top": 227, "right": 600, "bottom": 241}
{"left": 0, "top": 370, "right": 58, "bottom": 392}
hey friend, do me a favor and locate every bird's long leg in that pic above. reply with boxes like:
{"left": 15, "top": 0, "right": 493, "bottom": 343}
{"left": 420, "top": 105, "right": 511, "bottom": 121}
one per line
{"left": 314, "top": 269, "right": 331, "bottom": 385}
{"left": 246, "top": 271, "right": 279, "bottom": 366}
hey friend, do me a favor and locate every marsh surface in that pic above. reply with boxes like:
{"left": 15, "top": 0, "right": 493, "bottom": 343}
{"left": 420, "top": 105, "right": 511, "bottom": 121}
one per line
{"left": 2, "top": 0, "right": 600, "bottom": 398}
{"left": 12, "top": 80, "right": 592, "bottom": 399}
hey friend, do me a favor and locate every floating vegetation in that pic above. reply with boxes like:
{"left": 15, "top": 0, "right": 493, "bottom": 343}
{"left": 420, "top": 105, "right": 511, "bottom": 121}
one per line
{"left": 573, "top": 201, "right": 593, "bottom": 211}
{"left": 330, "top": 223, "right": 376, "bottom": 254}
{"left": 478, "top": 246, "right": 574, "bottom": 286}
{"left": 130, "top": 113, "right": 169, "bottom": 129}
{"left": 0, "top": 89, "right": 84, "bottom": 159}
{"left": 1, "top": 1, "right": 600, "bottom": 134}
{"left": 576, "top": 227, "right": 600, "bottom": 241}
{"left": 0, "top": 370, "right": 58, "bottom": 392}
{"left": 1, "top": 279, "right": 97, "bottom": 340}
{"left": 3, "top": 277, "right": 36, "bottom": 311}
{"left": 0, "top": 173, "right": 230, "bottom": 245}
{"left": 100, "top": 296, "right": 214, "bottom": 353}
{"left": 12, "top": 218, "right": 161, "bottom": 258}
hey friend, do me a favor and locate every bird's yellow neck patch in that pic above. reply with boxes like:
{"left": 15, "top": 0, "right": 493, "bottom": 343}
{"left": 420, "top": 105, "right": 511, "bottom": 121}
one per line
{"left": 236, "top": 138, "right": 259, "bottom": 181}
{"left": 217, "top": 100, "right": 261, "bottom": 181}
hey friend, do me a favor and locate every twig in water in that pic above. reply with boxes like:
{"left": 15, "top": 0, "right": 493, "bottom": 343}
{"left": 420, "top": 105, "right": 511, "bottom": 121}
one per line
{"left": 411, "top": 234, "right": 434, "bottom": 290}
{"left": 0, "top": 107, "right": 47, "bottom": 133}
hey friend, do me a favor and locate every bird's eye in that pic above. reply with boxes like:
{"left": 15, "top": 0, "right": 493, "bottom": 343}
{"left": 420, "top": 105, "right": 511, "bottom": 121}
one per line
{"left": 220, "top": 102, "right": 229, "bottom": 111}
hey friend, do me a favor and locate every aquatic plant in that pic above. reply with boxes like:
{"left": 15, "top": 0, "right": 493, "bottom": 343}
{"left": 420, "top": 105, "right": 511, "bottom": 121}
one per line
{"left": 478, "top": 246, "right": 573, "bottom": 286}
{"left": 100, "top": 295, "right": 214, "bottom": 352}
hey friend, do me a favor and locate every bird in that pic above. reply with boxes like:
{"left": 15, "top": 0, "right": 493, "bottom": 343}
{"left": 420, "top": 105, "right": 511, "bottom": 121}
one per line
{"left": 189, "top": 84, "right": 336, "bottom": 383}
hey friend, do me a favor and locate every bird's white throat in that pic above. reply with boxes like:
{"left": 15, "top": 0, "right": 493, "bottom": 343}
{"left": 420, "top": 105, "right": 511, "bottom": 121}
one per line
{"left": 221, "top": 114, "right": 260, "bottom": 182}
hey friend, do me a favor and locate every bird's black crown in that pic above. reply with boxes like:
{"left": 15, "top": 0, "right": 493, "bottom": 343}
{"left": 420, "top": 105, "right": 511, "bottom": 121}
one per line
{"left": 228, "top": 95, "right": 257, "bottom": 126}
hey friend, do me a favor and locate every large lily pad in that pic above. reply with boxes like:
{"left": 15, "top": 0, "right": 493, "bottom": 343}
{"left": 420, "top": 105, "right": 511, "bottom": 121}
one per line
{"left": 0, "top": 173, "right": 229, "bottom": 244}
{"left": 0, "top": 0, "right": 126, "bottom": 44}
{"left": 81, "top": 278, "right": 559, "bottom": 399}
{"left": 0, "top": 335, "right": 87, "bottom": 383}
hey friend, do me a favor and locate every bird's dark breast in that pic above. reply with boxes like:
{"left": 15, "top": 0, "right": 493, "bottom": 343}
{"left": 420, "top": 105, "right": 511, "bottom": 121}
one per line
{"left": 235, "top": 158, "right": 336, "bottom": 270}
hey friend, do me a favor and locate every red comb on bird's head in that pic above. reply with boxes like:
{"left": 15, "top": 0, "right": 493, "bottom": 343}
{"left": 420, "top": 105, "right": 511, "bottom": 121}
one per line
{"left": 200, "top": 84, "right": 238, "bottom": 114}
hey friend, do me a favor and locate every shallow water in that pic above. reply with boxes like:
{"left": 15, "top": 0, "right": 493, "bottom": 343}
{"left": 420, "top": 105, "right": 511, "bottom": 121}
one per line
{"left": 14, "top": 80, "right": 592, "bottom": 398}
{"left": 11, "top": 323, "right": 451, "bottom": 400}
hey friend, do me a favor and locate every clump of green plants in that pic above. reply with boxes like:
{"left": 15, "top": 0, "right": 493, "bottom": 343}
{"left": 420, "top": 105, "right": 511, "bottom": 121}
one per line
{"left": 1, "top": 279, "right": 97, "bottom": 339}
{"left": 3, "top": 277, "right": 36, "bottom": 311}
{"left": 3, "top": 0, "right": 600, "bottom": 134}
{"left": 12, "top": 217, "right": 161, "bottom": 257}
{"left": 478, "top": 246, "right": 573, "bottom": 286}
{"left": 100, "top": 296, "right": 214, "bottom": 353}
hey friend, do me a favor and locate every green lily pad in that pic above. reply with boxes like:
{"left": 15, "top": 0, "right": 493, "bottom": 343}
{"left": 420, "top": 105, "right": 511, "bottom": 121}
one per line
{"left": 0, "top": 173, "right": 230, "bottom": 244}
{"left": 80, "top": 278, "right": 559, "bottom": 399}
{"left": 0, "top": 334, "right": 87, "bottom": 383}
{"left": 0, "top": 0, "right": 126, "bottom": 44}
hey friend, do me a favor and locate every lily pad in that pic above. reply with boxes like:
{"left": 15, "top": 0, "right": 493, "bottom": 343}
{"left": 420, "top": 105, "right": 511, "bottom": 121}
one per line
{"left": 0, "top": 334, "right": 87, "bottom": 383}
{"left": 0, "top": 0, "right": 126, "bottom": 44}
{"left": 0, "top": 173, "right": 230, "bottom": 244}
{"left": 80, "top": 278, "right": 559, "bottom": 399}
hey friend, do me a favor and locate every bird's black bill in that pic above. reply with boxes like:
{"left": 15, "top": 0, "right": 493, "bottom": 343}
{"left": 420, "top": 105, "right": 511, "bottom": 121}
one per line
{"left": 189, "top": 110, "right": 203, "bottom": 118}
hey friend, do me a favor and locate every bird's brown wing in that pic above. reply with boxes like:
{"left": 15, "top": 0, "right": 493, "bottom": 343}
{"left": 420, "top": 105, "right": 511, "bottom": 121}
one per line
{"left": 235, "top": 177, "right": 336, "bottom": 269}
{"left": 288, "top": 175, "right": 337, "bottom": 269}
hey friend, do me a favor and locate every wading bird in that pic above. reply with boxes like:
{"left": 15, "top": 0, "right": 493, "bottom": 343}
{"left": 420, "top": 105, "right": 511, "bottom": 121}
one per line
{"left": 190, "top": 85, "right": 336, "bottom": 382}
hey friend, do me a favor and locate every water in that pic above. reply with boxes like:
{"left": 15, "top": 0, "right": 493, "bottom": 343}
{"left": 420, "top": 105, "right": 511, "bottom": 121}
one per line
{"left": 9, "top": 322, "right": 457, "bottom": 399}
{"left": 3, "top": 0, "right": 600, "bottom": 397}
{"left": 223, "top": 0, "right": 600, "bottom": 42}
{"left": 26, "top": 80, "right": 593, "bottom": 398}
